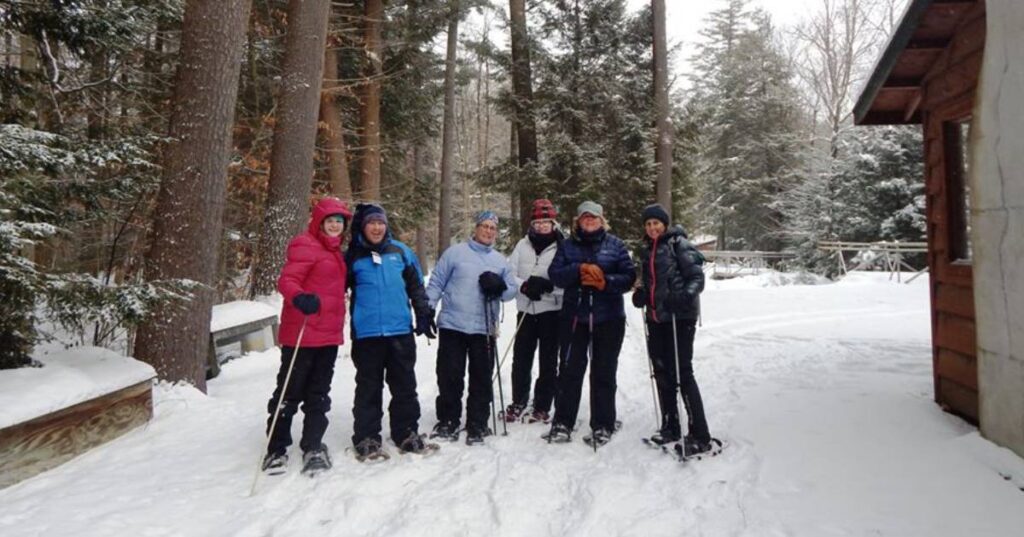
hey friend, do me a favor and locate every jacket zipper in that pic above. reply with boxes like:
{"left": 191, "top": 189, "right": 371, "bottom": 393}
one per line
{"left": 649, "top": 236, "right": 659, "bottom": 322}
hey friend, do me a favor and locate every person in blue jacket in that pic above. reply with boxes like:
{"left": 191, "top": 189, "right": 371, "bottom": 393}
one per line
{"left": 426, "top": 211, "right": 517, "bottom": 445}
{"left": 545, "top": 201, "right": 636, "bottom": 447}
{"left": 345, "top": 203, "right": 437, "bottom": 460}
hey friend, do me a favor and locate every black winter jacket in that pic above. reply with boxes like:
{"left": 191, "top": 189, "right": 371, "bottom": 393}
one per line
{"left": 636, "top": 226, "right": 705, "bottom": 322}
{"left": 548, "top": 227, "right": 636, "bottom": 323}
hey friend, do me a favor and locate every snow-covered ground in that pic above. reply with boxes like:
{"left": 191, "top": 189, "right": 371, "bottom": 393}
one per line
{"left": 2, "top": 272, "right": 1022, "bottom": 536}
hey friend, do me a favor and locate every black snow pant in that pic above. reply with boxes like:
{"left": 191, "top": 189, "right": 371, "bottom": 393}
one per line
{"left": 511, "top": 310, "right": 560, "bottom": 412}
{"left": 435, "top": 328, "right": 494, "bottom": 432}
{"left": 552, "top": 316, "right": 626, "bottom": 433}
{"left": 266, "top": 345, "right": 338, "bottom": 455}
{"left": 351, "top": 333, "right": 421, "bottom": 447}
{"left": 647, "top": 318, "right": 710, "bottom": 442}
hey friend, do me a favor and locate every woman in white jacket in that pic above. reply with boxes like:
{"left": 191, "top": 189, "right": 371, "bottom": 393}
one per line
{"left": 503, "top": 199, "right": 564, "bottom": 423}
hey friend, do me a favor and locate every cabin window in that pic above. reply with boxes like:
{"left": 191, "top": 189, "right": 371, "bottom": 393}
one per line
{"left": 943, "top": 120, "right": 972, "bottom": 264}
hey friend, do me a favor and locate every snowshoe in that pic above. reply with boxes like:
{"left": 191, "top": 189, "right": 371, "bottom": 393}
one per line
{"left": 261, "top": 451, "right": 288, "bottom": 476}
{"left": 301, "top": 445, "right": 332, "bottom": 475}
{"left": 465, "top": 425, "right": 493, "bottom": 446}
{"left": 542, "top": 422, "right": 572, "bottom": 443}
{"left": 353, "top": 438, "right": 390, "bottom": 463}
{"left": 429, "top": 421, "right": 460, "bottom": 442}
{"left": 674, "top": 437, "right": 724, "bottom": 462}
{"left": 526, "top": 409, "right": 550, "bottom": 424}
{"left": 500, "top": 403, "right": 525, "bottom": 423}
{"left": 582, "top": 428, "right": 613, "bottom": 449}
{"left": 397, "top": 433, "right": 440, "bottom": 456}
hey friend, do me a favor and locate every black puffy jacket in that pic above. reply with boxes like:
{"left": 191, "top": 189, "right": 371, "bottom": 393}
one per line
{"left": 636, "top": 226, "right": 705, "bottom": 322}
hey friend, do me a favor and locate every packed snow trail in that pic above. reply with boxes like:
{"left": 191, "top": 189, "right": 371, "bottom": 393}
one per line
{"left": 1, "top": 272, "right": 1022, "bottom": 536}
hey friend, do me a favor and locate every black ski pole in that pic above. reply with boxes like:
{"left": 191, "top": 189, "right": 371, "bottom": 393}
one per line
{"left": 485, "top": 298, "right": 498, "bottom": 435}
{"left": 643, "top": 306, "right": 661, "bottom": 430}
{"left": 488, "top": 298, "right": 509, "bottom": 436}
{"left": 588, "top": 290, "right": 597, "bottom": 453}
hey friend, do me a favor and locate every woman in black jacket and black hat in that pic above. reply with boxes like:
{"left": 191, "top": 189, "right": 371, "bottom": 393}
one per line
{"left": 632, "top": 203, "right": 717, "bottom": 458}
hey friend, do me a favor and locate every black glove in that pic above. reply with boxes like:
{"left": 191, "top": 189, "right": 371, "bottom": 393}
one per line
{"left": 522, "top": 276, "right": 551, "bottom": 302}
{"left": 631, "top": 288, "right": 646, "bottom": 309}
{"left": 478, "top": 271, "right": 507, "bottom": 299}
{"left": 292, "top": 293, "right": 320, "bottom": 315}
{"left": 415, "top": 309, "right": 437, "bottom": 339}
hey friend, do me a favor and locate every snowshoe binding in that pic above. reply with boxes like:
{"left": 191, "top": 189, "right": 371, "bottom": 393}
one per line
{"left": 397, "top": 433, "right": 440, "bottom": 456}
{"left": 301, "top": 445, "right": 332, "bottom": 476}
{"left": 542, "top": 422, "right": 572, "bottom": 443}
{"left": 673, "top": 437, "right": 724, "bottom": 462}
{"left": 429, "top": 421, "right": 460, "bottom": 442}
{"left": 465, "top": 425, "right": 493, "bottom": 446}
{"left": 582, "top": 428, "right": 613, "bottom": 449}
{"left": 500, "top": 403, "right": 525, "bottom": 423}
{"left": 353, "top": 438, "right": 390, "bottom": 463}
{"left": 261, "top": 451, "right": 288, "bottom": 476}
{"left": 526, "top": 409, "right": 551, "bottom": 424}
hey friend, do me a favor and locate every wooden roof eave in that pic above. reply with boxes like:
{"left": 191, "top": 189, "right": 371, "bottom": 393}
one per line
{"left": 853, "top": 0, "right": 935, "bottom": 125}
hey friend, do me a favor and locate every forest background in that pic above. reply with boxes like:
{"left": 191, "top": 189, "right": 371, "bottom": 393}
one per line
{"left": 0, "top": 0, "right": 925, "bottom": 387}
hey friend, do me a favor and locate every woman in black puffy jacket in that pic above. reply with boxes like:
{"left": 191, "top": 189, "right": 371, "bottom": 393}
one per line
{"left": 633, "top": 203, "right": 716, "bottom": 457}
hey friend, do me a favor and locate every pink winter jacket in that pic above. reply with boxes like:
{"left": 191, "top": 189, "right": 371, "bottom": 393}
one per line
{"left": 277, "top": 197, "right": 352, "bottom": 347}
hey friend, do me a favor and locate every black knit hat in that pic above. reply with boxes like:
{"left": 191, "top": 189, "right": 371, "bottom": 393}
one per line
{"left": 641, "top": 203, "right": 670, "bottom": 227}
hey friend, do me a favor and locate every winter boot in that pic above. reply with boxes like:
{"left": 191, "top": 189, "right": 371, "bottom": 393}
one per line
{"left": 542, "top": 422, "right": 572, "bottom": 443}
{"left": 501, "top": 403, "right": 525, "bottom": 423}
{"left": 301, "top": 445, "right": 332, "bottom": 475}
{"left": 680, "top": 436, "right": 722, "bottom": 459}
{"left": 261, "top": 451, "right": 288, "bottom": 475}
{"left": 465, "top": 424, "right": 493, "bottom": 446}
{"left": 526, "top": 409, "right": 551, "bottom": 424}
{"left": 354, "top": 437, "right": 389, "bottom": 462}
{"left": 397, "top": 433, "right": 439, "bottom": 455}
{"left": 429, "top": 420, "right": 460, "bottom": 442}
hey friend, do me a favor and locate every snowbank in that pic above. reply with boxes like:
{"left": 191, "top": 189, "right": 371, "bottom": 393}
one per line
{"left": 0, "top": 347, "right": 155, "bottom": 430}
{"left": 210, "top": 300, "right": 279, "bottom": 332}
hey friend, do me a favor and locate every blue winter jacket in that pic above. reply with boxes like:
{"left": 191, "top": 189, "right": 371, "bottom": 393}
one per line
{"left": 548, "top": 227, "right": 636, "bottom": 324}
{"left": 426, "top": 239, "right": 517, "bottom": 336}
{"left": 345, "top": 232, "right": 431, "bottom": 340}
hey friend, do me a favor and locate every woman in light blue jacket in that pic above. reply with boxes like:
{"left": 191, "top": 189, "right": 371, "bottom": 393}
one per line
{"left": 426, "top": 211, "right": 517, "bottom": 445}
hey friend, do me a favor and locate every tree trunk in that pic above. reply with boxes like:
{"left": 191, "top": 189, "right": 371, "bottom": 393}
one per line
{"left": 250, "top": 0, "right": 331, "bottom": 297}
{"left": 653, "top": 0, "right": 673, "bottom": 212}
{"left": 413, "top": 144, "right": 430, "bottom": 270}
{"left": 321, "top": 44, "right": 352, "bottom": 198}
{"left": 133, "top": 0, "right": 253, "bottom": 390}
{"left": 437, "top": 5, "right": 459, "bottom": 257}
{"left": 360, "top": 0, "right": 384, "bottom": 201}
{"left": 509, "top": 0, "right": 538, "bottom": 233}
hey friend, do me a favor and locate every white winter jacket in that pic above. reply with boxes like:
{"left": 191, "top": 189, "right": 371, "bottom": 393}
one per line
{"left": 507, "top": 234, "right": 564, "bottom": 314}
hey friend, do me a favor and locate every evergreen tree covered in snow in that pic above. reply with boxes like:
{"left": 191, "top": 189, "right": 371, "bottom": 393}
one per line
{"left": 528, "top": 0, "right": 659, "bottom": 238}
{"left": 688, "top": 0, "right": 804, "bottom": 251}
{"left": 0, "top": 1, "right": 190, "bottom": 368}
{"left": 780, "top": 125, "right": 925, "bottom": 271}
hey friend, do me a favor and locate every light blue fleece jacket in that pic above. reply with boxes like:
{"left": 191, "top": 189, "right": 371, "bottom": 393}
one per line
{"left": 426, "top": 239, "right": 517, "bottom": 335}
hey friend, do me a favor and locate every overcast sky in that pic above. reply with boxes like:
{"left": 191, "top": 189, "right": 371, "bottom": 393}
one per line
{"left": 624, "top": 0, "right": 819, "bottom": 87}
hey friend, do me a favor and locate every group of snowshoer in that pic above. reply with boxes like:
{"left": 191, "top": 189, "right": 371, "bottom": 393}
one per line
{"left": 261, "top": 196, "right": 718, "bottom": 475}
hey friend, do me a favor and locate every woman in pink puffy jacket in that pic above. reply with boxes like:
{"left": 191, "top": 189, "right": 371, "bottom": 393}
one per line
{"left": 262, "top": 197, "right": 352, "bottom": 476}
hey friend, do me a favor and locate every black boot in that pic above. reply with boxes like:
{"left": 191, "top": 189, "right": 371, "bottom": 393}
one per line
{"left": 649, "top": 414, "right": 681, "bottom": 446}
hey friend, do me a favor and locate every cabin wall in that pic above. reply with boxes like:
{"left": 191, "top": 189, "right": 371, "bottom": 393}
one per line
{"left": 971, "top": 0, "right": 1024, "bottom": 459}
{"left": 920, "top": 2, "right": 986, "bottom": 422}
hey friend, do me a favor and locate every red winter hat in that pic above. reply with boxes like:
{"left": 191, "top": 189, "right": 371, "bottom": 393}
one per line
{"left": 531, "top": 199, "right": 557, "bottom": 222}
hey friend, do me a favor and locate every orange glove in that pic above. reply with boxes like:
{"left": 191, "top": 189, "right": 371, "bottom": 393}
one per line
{"left": 579, "top": 263, "right": 606, "bottom": 291}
